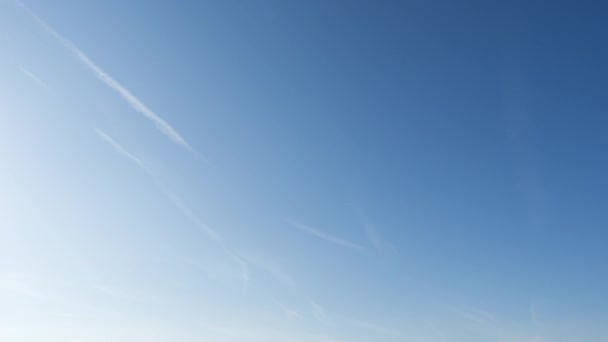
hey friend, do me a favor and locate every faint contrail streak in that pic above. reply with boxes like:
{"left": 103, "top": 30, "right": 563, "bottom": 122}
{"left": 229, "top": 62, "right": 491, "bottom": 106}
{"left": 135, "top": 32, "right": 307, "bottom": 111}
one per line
{"left": 19, "top": 1, "right": 192, "bottom": 151}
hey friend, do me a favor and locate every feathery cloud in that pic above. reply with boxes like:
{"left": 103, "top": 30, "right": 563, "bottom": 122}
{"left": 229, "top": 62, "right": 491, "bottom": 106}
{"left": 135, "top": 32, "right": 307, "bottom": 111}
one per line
{"left": 288, "top": 220, "right": 366, "bottom": 253}
{"left": 19, "top": 2, "right": 191, "bottom": 151}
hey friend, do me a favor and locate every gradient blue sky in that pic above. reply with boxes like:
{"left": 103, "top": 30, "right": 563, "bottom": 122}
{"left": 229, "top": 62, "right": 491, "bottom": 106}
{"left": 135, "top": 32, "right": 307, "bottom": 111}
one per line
{"left": 2, "top": 1, "right": 608, "bottom": 341}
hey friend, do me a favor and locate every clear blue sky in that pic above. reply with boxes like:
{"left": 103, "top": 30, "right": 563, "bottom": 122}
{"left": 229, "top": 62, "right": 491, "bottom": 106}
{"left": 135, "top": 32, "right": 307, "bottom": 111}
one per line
{"left": 2, "top": 0, "right": 608, "bottom": 341}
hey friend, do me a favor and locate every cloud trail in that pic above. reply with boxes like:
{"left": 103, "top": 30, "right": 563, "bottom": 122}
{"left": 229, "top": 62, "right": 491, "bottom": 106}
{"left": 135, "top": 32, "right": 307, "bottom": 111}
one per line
{"left": 18, "top": 66, "right": 48, "bottom": 88}
{"left": 94, "top": 129, "right": 248, "bottom": 287}
{"left": 19, "top": 2, "right": 191, "bottom": 151}
{"left": 288, "top": 220, "right": 366, "bottom": 253}
{"left": 95, "top": 129, "right": 144, "bottom": 167}
{"left": 456, "top": 306, "right": 496, "bottom": 325}
{"left": 271, "top": 299, "right": 301, "bottom": 319}
{"left": 167, "top": 193, "right": 250, "bottom": 288}
{"left": 240, "top": 252, "right": 295, "bottom": 288}
{"left": 364, "top": 221, "right": 396, "bottom": 255}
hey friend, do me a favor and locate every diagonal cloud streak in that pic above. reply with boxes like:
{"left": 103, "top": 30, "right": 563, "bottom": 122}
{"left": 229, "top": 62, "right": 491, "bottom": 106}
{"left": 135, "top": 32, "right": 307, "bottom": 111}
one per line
{"left": 364, "top": 221, "right": 396, "bottom": 255}
{"left": 18, "top": 66, "right": 49, "bottom": 88}
{"left": 310, "top": 300, "right": 332, "bottom": 325}
{"left": 95, "top": 129, "right": 248, "bottom": 287}
{"left": 271, "top": 298, "right": 301, "bottom": 319}
{"left": 19, "top": 2, "right": 191, "bottom": 151}
{"left": 455, "top": 306, "right": 496, "bottom": 326}
{"left": 95, "top": 129, "right": 144, "bottom": 167}
{"left": 288, "top": 220, "right": 367, "bottom": 253}
{"left": 165, "top": 192, "right": 250, "bottom": 288}
{"left": 240, "top": 252, "right": 295, "bottom": 288}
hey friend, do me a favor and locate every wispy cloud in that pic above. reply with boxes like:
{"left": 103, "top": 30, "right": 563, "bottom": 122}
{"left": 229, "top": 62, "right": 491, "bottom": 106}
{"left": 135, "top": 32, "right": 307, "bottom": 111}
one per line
{"left": 18, "top": 66, "right": 48, "bottom": 88}
{"left": 271, "top": 299, "right": 301, "bottom": 319}
{"left": 456, "top": 306, "right": 496, "bottom": 325}
{"left": 351, "top": 206, "right": 396, "bottom": 255}
{"left": 364, "top": 221, "right": 396, "bottom": 255}
{"left": 240, "top": 252, "right": 295, "bottom": 288}
{"left": 310, "top": 300, "right": 332, "bottom": 325}
{"left": 163, "top": 193, "right": 250, "bottom": 288}
{"left": 288, "top": 220, "right": 366, "bottom": 253}
{"left": 19, "top": 2, "right": 191, "bottom": 151}
{"left": 94, "top": 129, "right": 248, "bottom": 288}
{"left": 530, "top": 302, "right": 538, "bottom": 323}
{"left": 95, "top": 129, "right": 144, "bottom": 167}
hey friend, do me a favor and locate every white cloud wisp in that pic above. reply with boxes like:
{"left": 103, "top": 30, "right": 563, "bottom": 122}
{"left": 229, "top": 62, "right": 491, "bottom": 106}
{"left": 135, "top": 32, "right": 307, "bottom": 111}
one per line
{"left": 288, "top": 220, "right": 367, "bottom": 253}
{"left": 18, "top": 66, "right": 49, "bottom": 88}
{"left": 20, "top": 2, "right": 192, "bottom": 151}
{"left": 94, "top": 129, "right": 248, "bottom": 287}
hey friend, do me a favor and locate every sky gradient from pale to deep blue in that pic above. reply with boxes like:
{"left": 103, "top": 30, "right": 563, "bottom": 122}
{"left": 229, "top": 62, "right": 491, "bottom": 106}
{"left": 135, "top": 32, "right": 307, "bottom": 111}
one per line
{"left": 2, "top": 1, "right": 608, "bottom": 341}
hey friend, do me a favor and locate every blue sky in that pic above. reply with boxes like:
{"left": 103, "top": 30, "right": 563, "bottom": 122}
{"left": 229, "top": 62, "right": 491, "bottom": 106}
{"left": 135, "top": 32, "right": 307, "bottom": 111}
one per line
{"left": 2, "top": 0, "right": 608, "bottom": 341}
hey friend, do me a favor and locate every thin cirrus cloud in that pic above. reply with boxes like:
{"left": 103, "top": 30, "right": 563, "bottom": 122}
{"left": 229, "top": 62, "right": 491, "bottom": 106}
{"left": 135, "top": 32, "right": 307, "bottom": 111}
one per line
{"left": 95, "top": 129, "right": 144, "bottom": 167}
{"left": 364, "top": 222, "right": 396, "bottom": 255}
{"left": 240, "top": 252, "right": 295, "bottom": 288}
{"left": 455, "top": 306, "right": 496, "bottom": 326}
{"left": 167, "top": 192, "right": 250, "bottom": 288}
{"left": 287, "top": 220, "right": 367, "bottom": 253}
{"left": 18, "top": 66, "right": 48, "bottom": 88}
{"left": 271, "top": 299, "right": 301, "bottom": 319}
{"left": 94, "top": 129, "right": 249, "bottom": 287}
{"left": 18, "top": 2, "right": 192, "bottom": 151}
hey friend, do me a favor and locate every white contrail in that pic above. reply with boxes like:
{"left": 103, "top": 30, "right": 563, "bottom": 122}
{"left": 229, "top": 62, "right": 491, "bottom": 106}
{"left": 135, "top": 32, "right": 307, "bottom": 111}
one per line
{"left": 18, "top": 66, "right": 49, "bottom": 88}
{"left": 95, "top": 129, "right": 145, "bottom": 167}
{"left": 288, "top": 220, "right": 367, "bottom": 253}
{"left": 95, "top": 129, "right": 248, "bottom": 287}
{"left": 19, "top": 2, "right": 191, "bottom": 151}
